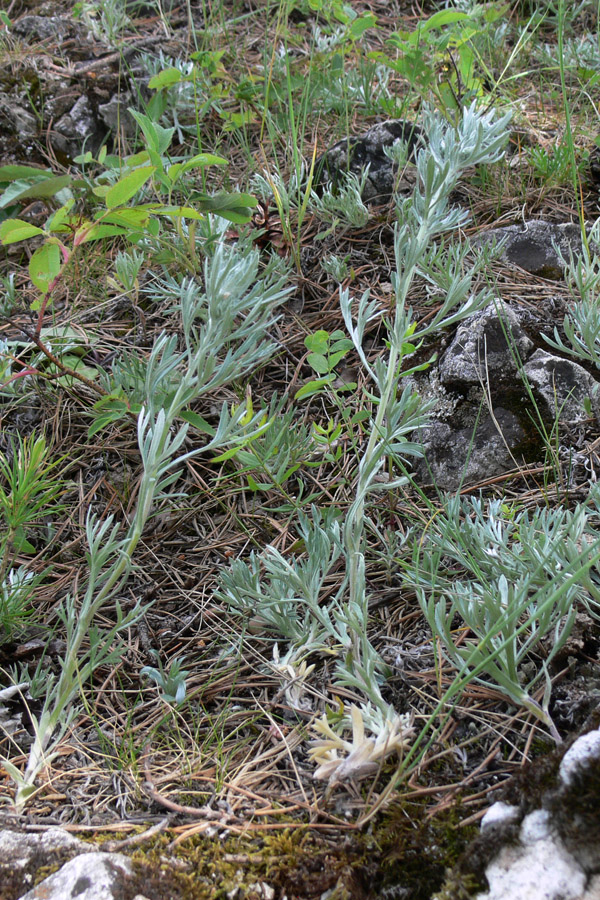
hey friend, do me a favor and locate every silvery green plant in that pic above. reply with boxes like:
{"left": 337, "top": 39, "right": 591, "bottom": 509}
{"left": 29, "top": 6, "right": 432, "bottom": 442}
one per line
{"left": 141, "top": 653, "right": 189, "bottom": 706}
{"left": 220, "top": 103, "right": 513, "bottom": 786}
{"left": 544, "top": 220, "right": 600, "bottom": 371}
{"left": 3, "top": 233, "right": 292, "bottom": 810}
{"left": 404, "top": 491, "right": 600, "bottom": 739}
{"left": 309, "top": 169, "right": 370, "bottom": 229}
{"left": 93, "top": 228, "right": 291, "bottom": 429}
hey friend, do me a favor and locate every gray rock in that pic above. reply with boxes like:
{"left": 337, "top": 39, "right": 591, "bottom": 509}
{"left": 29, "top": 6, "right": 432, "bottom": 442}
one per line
{"left": 0, "top": 827, "right": 89, "bottom": 870}
{"left": 12, "top": 15, "right": 70, "bottom": 41}
{"left": 98, "top": 93, "right": 136, "bottom": 137}
{"left": 20, "top": 850, "right": 133, "bottom": 900}
{"left": 315, "top": 119, "right": 424, "bottom": 202}
{"left": 0, "top": 96, "right": 38, "bottom": 139}
{"left": 474, "top": 220, "right": 587, "bottom": 278}
{"left": 523, "top": 349, "right": 600, "bottom": 425}
{"left": 55, "top": 95, "right": 95, "bottom": 141}
{"left": 416, "top": 406, "right": 526, "bottom": 490}
{"left": 53, "top": 95, "right": 99, "bottom": 157}
{"left": 439, "top": 301, "right": 533, "bottom": 388}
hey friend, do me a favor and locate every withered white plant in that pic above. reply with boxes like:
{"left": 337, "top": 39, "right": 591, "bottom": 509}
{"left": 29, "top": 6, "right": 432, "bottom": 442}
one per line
{"left": 219, "top": 103, "right": 513, "bottom": 788}
{"left": 2, "top": 229, "right": 292, "bottom": 810}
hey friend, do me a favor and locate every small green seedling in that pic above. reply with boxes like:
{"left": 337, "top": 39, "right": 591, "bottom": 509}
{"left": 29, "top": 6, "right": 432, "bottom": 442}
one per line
{"left": 296, "top": 329, "right": 355, "bottom": 399}
{"left": 141, "top": 653, "right": 189, "bottom": 706}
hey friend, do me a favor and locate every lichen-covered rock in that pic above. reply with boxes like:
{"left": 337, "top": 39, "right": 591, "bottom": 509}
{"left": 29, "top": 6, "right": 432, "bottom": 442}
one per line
{"left": 477, "top": 809, "right": 589, "bottom": 900}
{"left": 439, "top": 727, "right": 600, "bottom": 900}
{"left": 439, "top": 301, "right": 533, "bottom": 388}
{"left": 98, "top": 93, "right": 136, "bottom": 137}
{"left": 416, "top": 406, "right": 526, "bottom": 490}
{"left": 0, "top": 827, "right": 89, "bottom": 870}
{"left": 54, "top": 95, "right": 98, "bottom": 157}
{"left": 20, "top": 850, "right": 133, "bottom": 900}
{"left": 12, "top": 14, "right": 71, "bottom": 41}
{"left": 473, "top": 220, "right": 589, "bottom": 278}
{"left": 523, "top": 349, "right": 600, "bottom": 425}
{"left": 314, "top": 119, "right": 424, "bottom": 202}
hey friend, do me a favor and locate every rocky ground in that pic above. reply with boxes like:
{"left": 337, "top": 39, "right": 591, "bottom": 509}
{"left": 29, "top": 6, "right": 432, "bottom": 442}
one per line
{"left": 1, "top": 0, "right": 600, "bottom": 897}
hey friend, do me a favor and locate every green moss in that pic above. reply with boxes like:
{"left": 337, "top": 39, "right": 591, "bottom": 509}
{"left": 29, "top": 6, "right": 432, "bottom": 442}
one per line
{"left": 75, "top": 796, "right": 478, "bottom": 900}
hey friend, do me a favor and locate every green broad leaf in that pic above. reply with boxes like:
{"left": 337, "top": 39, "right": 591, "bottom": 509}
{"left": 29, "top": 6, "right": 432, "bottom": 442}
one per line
{"left": 167, "top": 153, "right": 228, "bottom": 182}
{"left": 51, "top": 355, "right": 100, "bottom": 385}
{"left": 420, "top": 9, "right": 468, "bottom": 31}
{"left": 88, "top": 394, "right": 132, "bottom": 436}
{"left": 0, "top": 164, "right": 50, "bottom": 181}
{"left": 88, "top": 411, "right": 124, "bottom": 437}
{"left": 73, "top": 150, "right": 94, "bottom": 165}
{"left": 47, "top": 200, "right": 75, "bottom": 232}
{"left": 246, "top": 474, "right": 264, "bottom": 491}
{"left": 330, "top": 338, "right": 353, "bottom": 353}
{"left": 38, "top": 324, "right": 91, "bottom": 346}
{"left": 180, "top": 410, "right": 215, "bottom": 435}
{"left": 349, "top": 12, "right": 376, "bottom": 39}
{"left": 0, "top": 12, "right": 12, "bottom": 26}
{"left": 0, "top": 218, "right": 44, "bottom": 244}
{"left": 29, "top": 242, "right": 61, "bottom": 293}
{"left": 78, "top": 224, "right": 128, "bottom": 242}
{"left": 152, "top": 205, "right": 206, "bottom": 220}
{"left": 295, "top": 375, "right": 335, "bottom": 400}
{"left": 148, "top": 67, "right": 183, "bottom": 90}
{"left": 98, "top": 207, "right": 153, "bottom": 227}
{"left": 211, "top": 445, "right": 241, "bottom": 463}
{"left": 93, "top": 394, "right": 131, "bottom": 412}
{"left": 98, "top": 145, "right": 107, "bottom": 165}
{"left": 327, "top": 349, "right": 349, "bottom": 369}
{"left": 305, "top": 331, "right": 330, "bottom": 354}
{"left": 10, "top": 175, "right": 72, "bottom": 201}
{"left": 0, "top": 175, "right": 72, "bottom": 209}
{"left": 307, "top": 352, "right": 330, "bottom": 374}
{"left": 128, "top": 108, "right": 175, "bottom": 155}
{"left": 190, "top": 191, "right": 257, "bottom": 223}
{"left": 123, "top": 150, "right": 151, "bottom": 168}
{"left": 105, "top": 166, "right": 156, "bottom": 209}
